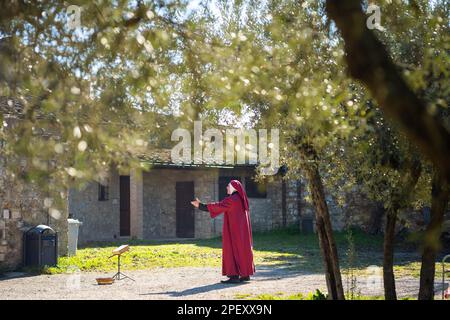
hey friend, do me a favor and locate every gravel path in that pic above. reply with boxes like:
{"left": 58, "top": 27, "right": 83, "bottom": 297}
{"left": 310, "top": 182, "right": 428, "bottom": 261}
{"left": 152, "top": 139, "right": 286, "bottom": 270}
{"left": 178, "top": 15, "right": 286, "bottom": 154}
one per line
{"left": 0, "top": 265, "right": 446, "bottom": 300}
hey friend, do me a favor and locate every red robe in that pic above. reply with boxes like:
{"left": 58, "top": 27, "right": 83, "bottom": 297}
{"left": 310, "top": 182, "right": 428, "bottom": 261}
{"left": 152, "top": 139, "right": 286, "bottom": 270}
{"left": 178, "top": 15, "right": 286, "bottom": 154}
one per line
{"left": 207, "top": 193, "right": 255, "bottom": 277}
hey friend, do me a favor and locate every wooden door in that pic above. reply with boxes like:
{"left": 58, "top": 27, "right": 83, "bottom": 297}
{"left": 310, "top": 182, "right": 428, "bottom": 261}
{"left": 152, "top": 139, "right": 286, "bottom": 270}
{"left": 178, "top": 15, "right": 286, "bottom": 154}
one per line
{"left": 176, "top": 181, "right": 195, "bottom": 238}
{"left": 120, "top": 175, "right": 131, "bottom": 236}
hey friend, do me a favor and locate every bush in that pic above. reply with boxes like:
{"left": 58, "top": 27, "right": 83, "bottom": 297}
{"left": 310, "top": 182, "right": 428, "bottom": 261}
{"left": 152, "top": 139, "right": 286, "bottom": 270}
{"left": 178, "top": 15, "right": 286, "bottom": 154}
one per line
{"left": 309, "top": 289, "right": 328, "bottom": 300}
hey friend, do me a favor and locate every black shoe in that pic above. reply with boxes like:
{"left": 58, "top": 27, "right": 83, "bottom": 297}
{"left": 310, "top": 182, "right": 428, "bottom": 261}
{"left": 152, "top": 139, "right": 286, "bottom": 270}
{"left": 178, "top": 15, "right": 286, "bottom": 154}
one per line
{"left": 220, "top": 277, "right": 240, "bottom": 284}
{"left": 239, "top": 276, "right": 250, "bottom": 282}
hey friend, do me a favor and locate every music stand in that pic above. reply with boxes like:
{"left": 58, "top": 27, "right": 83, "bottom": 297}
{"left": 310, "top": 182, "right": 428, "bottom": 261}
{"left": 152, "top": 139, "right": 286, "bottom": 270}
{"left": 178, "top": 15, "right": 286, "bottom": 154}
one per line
{"left": 109, "top": 245, "right": 135, "bottom": 281}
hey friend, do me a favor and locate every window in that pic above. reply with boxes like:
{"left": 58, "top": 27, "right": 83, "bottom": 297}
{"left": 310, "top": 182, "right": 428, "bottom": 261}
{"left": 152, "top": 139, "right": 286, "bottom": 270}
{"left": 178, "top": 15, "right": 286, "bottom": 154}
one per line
{"left": 245, "top": 178, "right": 267, "bottom": 198}
{"left": 98, "top": 182, "right": 109, "bottom": 201}
{"left": 218, "top": 176, "right": 241, "bottom": 200}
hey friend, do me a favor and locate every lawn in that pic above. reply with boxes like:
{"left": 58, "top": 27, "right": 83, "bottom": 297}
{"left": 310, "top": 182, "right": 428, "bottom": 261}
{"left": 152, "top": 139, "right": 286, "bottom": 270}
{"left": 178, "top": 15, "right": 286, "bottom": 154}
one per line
{"left": 37, "top": 228, "right": 448, "bottom": 279}
{"left": 233, "top": 291, "right": 414, "bottom": 300}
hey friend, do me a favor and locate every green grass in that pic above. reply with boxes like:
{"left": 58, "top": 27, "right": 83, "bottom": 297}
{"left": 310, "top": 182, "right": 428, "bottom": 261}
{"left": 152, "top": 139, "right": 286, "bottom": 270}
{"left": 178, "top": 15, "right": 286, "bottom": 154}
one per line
{"left": 234, "top": 291, "right": 322, "bottom": 300}
{"left": 234, "top": 291, "right": 415, "bottom": 300}
{"left": 29, "top": 227, "right": 446, "bottom": 279}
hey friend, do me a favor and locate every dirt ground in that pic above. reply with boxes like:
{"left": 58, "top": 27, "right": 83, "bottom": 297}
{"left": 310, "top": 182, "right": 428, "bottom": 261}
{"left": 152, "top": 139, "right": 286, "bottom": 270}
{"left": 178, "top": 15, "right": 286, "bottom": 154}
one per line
{"left": 1, "top": 265, "right": 446, "bottom": 300}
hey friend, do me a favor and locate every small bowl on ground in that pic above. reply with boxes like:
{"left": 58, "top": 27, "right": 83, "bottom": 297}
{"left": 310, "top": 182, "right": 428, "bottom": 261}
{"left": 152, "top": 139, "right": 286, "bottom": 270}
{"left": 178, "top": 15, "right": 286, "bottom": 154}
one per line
{"left": 96, "top": 277, "right": 114, "bottom": 285}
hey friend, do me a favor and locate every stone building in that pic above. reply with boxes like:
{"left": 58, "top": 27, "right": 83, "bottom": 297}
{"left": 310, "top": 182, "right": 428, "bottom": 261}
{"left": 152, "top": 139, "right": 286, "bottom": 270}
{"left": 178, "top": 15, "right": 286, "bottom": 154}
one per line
{"left": 69, "top": 150, "right": 306, "bottom": 243}
{"left": 0, "top": 96, "right": 69, "bottom": 272}
{"left": 0, "top": 37, "right": 73, "bottom": 271}
{"left": 0, "top": 167, "right": 69, "bottom": 271}
{"left": 66, "top": 152, "right": 441, "bottom": 244}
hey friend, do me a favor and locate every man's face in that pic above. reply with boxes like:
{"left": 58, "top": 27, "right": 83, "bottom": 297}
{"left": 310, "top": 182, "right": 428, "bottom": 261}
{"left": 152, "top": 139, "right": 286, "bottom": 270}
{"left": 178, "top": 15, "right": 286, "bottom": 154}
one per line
{"left": 226, "top": 183, "right": 232, "bottom": 195}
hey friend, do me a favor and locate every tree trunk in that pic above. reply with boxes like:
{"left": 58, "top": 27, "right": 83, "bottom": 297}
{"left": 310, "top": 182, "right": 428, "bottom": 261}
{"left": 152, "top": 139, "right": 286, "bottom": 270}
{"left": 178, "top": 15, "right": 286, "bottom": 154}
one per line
{"left": 418, "top": 171, "right": 450, "bottom": 300}
{"left": 382, "top": 155, "right": 422, "bottom": 300}
{"left": 368, "top": 202, "right": 384, "bottom": 235}
{"left": 299, "top": 145, "right": 345, "bottom": 300}
{"left": 315, "top": 214, "right": 339, "bottom": 298}
{"left": 383, "top": 209, "right": 397, "bottom": 300}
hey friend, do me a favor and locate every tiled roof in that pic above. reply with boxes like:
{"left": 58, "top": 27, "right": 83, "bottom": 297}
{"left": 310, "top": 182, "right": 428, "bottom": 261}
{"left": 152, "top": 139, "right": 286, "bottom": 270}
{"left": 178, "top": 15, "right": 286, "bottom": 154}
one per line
{"left": 137, "top": 148, "right": 258, "bottom": 168}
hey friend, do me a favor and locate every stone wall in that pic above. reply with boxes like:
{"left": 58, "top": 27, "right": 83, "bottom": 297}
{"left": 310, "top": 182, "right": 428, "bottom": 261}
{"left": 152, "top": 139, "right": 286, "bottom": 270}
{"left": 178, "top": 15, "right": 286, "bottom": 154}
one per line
{"left": 130, "top": 169, "right": 144, "bottom": 239}
{"left": 269, "top": 179, "right": 302, "bottom": 230}
{"left": 297, "top": 178, "right": 450, "bottom": 234}
{"left": 297, "top": 178, "right": 353, "bottom": 232}
{"left": 68, "top": 166, "right": 121, "bottom": 243}
{"left": 298, "top": 178, "right": 370, "bottom": 232}
{"left": 142, "top": 167, "right": 218, "bottom": 239}
{"left": 0, "top": 162, "right": 68, "bottom": 271}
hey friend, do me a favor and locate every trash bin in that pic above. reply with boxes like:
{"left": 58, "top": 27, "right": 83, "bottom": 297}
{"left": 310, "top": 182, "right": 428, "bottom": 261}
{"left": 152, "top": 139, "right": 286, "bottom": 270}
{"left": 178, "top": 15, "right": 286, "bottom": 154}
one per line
{"left": 67, "top": 219, "right": 82, "bottom": 256}
{"left": 24, "top": 225, "right": 58, "bottom": 267}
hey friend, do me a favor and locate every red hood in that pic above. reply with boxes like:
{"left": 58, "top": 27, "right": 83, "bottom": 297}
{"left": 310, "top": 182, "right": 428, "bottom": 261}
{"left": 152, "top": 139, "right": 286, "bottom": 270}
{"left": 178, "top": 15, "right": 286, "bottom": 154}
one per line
{"left": 230, "top": 179, "right": 249, "bottom": 212}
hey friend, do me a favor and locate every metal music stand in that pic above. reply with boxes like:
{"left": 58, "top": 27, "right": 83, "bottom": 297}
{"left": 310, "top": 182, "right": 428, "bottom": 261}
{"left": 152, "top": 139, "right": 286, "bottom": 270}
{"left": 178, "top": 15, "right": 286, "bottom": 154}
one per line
{"left": 109, "top": 245, "right": 135, "bottom": 281}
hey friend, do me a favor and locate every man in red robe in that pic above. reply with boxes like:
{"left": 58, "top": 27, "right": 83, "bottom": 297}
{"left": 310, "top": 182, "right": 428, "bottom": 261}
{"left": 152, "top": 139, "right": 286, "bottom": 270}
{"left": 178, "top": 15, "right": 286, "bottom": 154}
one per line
{"left": 191, "top": 179, "right": 255, "bottom": 284}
